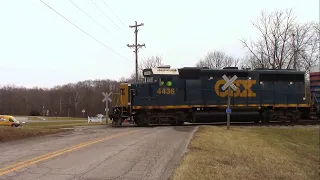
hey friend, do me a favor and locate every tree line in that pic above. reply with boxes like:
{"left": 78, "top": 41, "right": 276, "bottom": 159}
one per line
{"left": 1, "top": 9, "right": 318, "bottom": 117}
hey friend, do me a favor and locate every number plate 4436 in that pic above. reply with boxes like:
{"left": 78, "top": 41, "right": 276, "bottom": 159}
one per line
{"left": 157, "top": 88, "right": 175, "bottom": 95}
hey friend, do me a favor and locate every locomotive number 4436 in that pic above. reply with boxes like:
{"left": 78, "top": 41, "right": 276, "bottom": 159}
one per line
{"left": 157, "top": 88, "right": 175, "bottom": 95}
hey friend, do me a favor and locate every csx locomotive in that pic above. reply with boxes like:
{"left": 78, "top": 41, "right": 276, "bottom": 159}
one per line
{"left": 109, "top": 66, "right": 319, "bottom": 127}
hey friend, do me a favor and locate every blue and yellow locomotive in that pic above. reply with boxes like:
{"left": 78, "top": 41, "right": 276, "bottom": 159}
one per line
{"left": 109, "top": 66, "right": 319, "bottom": 126}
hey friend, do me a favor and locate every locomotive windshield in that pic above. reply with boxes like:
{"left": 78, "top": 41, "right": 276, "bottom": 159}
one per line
{"left": 144, "top": 76, "right": 153, "bottom": 83}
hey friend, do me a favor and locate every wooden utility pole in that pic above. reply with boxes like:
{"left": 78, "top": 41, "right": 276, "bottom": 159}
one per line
{"left": 127, "top": 21, "right": 145, "bottom": 82}
{"left": 292, "top": 33, "right": 297, "bottom": 70}
{"left": 59, "top": 96, "right": 62, "bottom": 116}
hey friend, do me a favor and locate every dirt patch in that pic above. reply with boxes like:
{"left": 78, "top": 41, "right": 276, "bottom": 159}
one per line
{"left": 0, "top": 127, "right": 67, "bottom": 142}
{"left": 0, "top": 121, "right": 105, "bottom": 142}
{"left": 172, "top": 126, "right": 319, "bottom": 180}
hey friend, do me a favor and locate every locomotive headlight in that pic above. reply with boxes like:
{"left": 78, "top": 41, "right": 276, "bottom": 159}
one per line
{"left": 303, "top": 97, "right": 306, "bottom": 100}
{"left": 289, "top": 81, "right": 293, "bottom": 85}
{"left": 260, "top": 81, "right": 264, "bottom": 85}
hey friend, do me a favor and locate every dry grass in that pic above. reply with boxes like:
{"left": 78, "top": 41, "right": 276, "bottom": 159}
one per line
{"left": 27, "top": 116, "right": 87, "bottom": 121}
{"left": 0, "top": 127, "right": 66, "bottom": 142}
{"left": 0, "top": 121, "right": 105, "bottom": 142}
{"left": 172, "top": 126, "right": 320, "bottom": 180}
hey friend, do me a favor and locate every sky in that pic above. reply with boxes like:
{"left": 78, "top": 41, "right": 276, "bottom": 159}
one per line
{"left": 0, "top": 0, "right": 319, "bottom": 88}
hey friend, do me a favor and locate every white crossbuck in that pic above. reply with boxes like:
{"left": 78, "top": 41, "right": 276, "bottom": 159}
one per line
{"left": 221, "top": 75, "right": 238, "bottom": 91}
{"left": 102, "top": 92, "right": 112, "bottom": 103}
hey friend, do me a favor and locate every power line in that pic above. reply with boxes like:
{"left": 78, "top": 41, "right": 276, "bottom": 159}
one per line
{"left": 98, "top": 0, "right": 145, "bottom": 46}
{"left": 97, "top": 0, "right": 147, "bottom": 53}
{"left": 68, "top": 0, "right": 126, "bottom": 44}
{"left": 40, "top": 0, "right": 129, "bottom": 61}
{"left": 85, "top": 0, "right": 130, "bottom": 42}
{"left": 99, "top": 0, "right": 128, "bottom": 29}
{"left": 89, "top": 0, "right": 127, "bottom": 36}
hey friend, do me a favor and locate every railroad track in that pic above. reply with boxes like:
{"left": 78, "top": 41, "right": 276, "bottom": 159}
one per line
{"left": 111, "top": 120, "right": 319, "bottom": 127}
{"left": 186, "top": 120, "right": 319, "bottom": 127}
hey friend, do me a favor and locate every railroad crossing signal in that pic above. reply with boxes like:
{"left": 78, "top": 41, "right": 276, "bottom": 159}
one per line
{"left": 102, "top": 92, "right": 112, "bottom": 103}
{"left": 221, "top": 74, "right": 238, "bottom": 130}
{"left": 222, "top": 75, "right": 237, "bottom": 91}
{"left": 102, "top": 92, "right": 112, "bottom": 125}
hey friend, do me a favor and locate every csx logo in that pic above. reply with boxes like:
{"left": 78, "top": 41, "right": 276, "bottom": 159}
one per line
{"left": 214, "top": 79, "right": 257, "bottom": 97}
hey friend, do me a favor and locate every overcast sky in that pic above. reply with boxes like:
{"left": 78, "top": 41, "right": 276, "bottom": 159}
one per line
{"left": 0, "top": 0, "right": 318, "bottom": 88}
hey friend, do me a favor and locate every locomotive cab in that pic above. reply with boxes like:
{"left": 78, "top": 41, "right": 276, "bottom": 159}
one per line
{"left": 134, "top": 66, "right": 180, "bottom": 107}
{"left": 129, "top": 66, "right": 182, "bottom": 126}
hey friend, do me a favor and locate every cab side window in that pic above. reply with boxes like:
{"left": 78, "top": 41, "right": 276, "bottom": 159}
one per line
{"left": 9, "top": 118, "right": 14, "bottom": 122}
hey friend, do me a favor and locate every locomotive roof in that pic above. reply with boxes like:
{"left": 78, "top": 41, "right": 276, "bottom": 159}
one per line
{"left": 178, "top": 67, "right": 305, "bottom": 80}
{"left": 178, "top": 67, "right": 305, "bottom": 74}
{"left": 142, "top": 67, "right": 179, "bottom": 76}
{"left": 142, "top": 66, "right": 305, "bottom": 78}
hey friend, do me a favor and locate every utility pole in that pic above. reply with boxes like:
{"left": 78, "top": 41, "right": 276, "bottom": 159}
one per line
{"left": 127, "top": 21, "right": 145, "bottom": 82}
{"left": 292, "top": 33, "right": 297, "bottom": 70}
{"left": 59, "top": 96, "right": 62, "bottom": 116}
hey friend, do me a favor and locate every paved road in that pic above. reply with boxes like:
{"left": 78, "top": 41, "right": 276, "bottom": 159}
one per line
{"left": 0, "top": 125, "right": 197, "bottom": 180}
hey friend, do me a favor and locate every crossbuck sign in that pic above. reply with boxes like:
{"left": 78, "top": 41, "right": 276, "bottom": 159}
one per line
{"left": 102, "top": 92, "right": 112, "bottom": 103}
{"left": 102, "top": 92, "right": 112, "bottom": 124}
{"left": 221, "top": 75, "right": 238, "bottom": 91}
{"left": 221, "top": 74, "right": 238, "bottom": 130}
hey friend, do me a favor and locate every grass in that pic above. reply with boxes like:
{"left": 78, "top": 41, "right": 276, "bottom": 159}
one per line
{"left": 27, "top": 116, "right": 87, "bottom": 121}
{"left": 172, "top": 126, "right": 319, "bottom": 180}
{"left": 0, "top": 120, "right": 107, "bottom": 143}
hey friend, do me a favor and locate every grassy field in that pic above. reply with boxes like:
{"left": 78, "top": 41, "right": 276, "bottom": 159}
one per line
{"left": 172, "top": 126, "right": 319, "bottom": 180}
{"left": 0, "top": 120, "right": 106, "bottom": 142}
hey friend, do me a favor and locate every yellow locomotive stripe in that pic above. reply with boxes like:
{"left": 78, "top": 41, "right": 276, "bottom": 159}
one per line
{"left": 131, "top": 104, "right": 310, "bottom": 110}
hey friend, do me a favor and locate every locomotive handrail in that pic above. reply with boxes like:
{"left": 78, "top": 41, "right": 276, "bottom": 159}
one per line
{"left": 310, "top": 93, "right": 319, "bottom": 113}
{"left": 311, "top": 93, "right": 319, "bottom": 105}
{"left": 110, "top": 92, "right": 121, "bottom": 107}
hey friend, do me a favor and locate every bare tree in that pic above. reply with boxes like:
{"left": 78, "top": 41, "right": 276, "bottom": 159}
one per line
{"left": 130, "top": 55, "right": 164, "bottom": 82}
{"left": 0, "top": 78, "right": 122, "bottom": 117}
{"left": 240, "top": 9, "right": 319, "bottom": 71}
{"left": 196, "top": 50, "right": 239, "bottom": 69}
{"left": 293, "top": 22, "right": 320, "bottom": 72}
{"left": 73, "top": 91, "right": 83, "bottom": 116}
{"left": 237, "top": 55, "right": 260, "bottom": 69}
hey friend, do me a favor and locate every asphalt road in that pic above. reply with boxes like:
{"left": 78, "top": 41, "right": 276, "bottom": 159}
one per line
{"left": 0, "top": 125, "right": 197, "bottom": 180}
